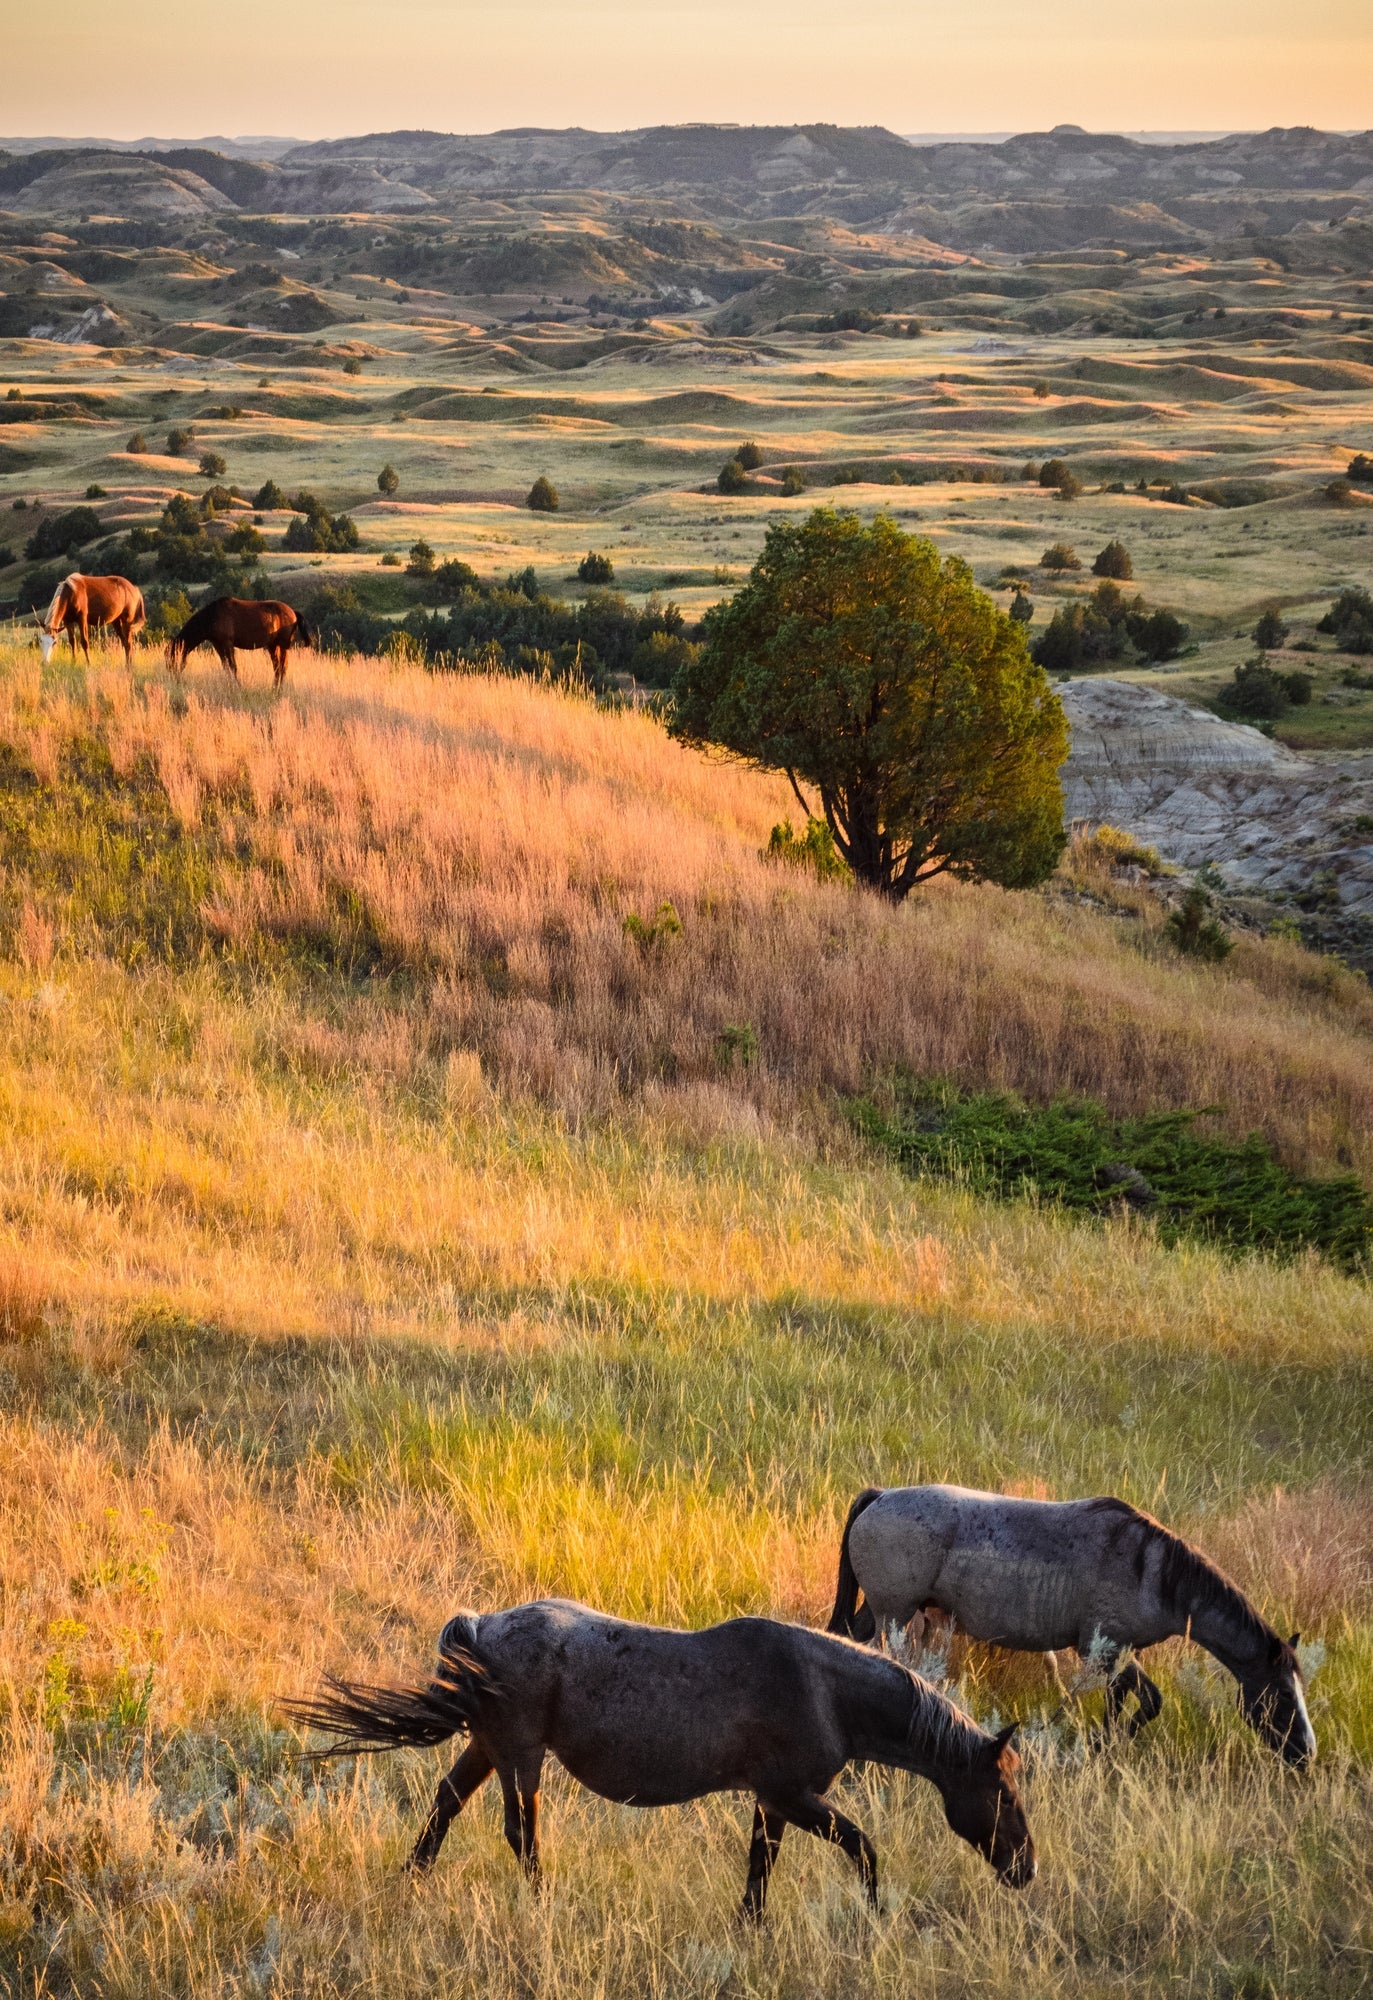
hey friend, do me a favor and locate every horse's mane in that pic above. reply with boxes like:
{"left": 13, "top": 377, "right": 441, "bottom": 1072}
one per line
{"left": 43, "top": 576, "right": 78, "bottom": 626}
{"left": 901, "top": 1665, "right": 989, "bottom": 1769}
{"left": 1089, "top": 1498, "right": 1275, "bottom": 1656}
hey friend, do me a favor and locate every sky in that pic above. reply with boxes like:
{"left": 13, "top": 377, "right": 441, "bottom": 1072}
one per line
{"left": 3, "top": 0, "right": 1371, "bottom": 141}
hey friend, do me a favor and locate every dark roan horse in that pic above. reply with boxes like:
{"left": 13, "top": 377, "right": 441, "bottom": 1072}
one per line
{"left": 167, "top": 597, "right": 311, "bottom": 685}
{"left": 828, "top": 1485, "right": 1315, "bottom": 1766}
{"left": 285, "top": 1597, "right": 1036, "bottom": 1919}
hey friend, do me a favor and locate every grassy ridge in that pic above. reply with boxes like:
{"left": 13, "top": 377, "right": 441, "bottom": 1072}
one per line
{"left": 0, "top": 642, "right": 1370, "bottom": 1996}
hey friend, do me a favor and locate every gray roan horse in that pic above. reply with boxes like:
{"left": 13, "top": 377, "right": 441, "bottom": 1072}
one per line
{"left": 285, "top": 1598, "right": 1036, "bottom": 1918}
{"left": 828, "top": 1486, "right": 1315, "bottom": 1767}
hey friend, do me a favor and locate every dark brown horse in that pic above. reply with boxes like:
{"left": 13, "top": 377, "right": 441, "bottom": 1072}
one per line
{"left": 284, "top": 1598, "right": 1035, "bottom": 1920}
{"left": 36, "top": 574, "right": 145, "bottom": 665}
{"left": 167, "top": 597, "right": 311, "bottom": 685}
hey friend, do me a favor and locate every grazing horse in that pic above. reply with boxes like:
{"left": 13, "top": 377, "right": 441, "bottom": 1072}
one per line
{"left": 284, "top": 1598, "right": 1035, "bottom": 1920}
{"left": 36, "top": 574, "right": 145, "bottom": 665}
{"left": 167, "top": 597, "right": 311, "bottom": 685}
{"left": 828, "top": 1485, "right": 1315, "bottom": 1767}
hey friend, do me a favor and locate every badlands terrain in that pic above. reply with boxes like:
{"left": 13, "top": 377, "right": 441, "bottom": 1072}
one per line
{"left": 3, "top": 120, "right": 1373, "bottom": 939}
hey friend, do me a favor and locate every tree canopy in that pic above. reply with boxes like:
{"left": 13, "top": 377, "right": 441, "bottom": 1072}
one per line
{"left": 671, "top": 509, "right": 1068, "bottom": 901}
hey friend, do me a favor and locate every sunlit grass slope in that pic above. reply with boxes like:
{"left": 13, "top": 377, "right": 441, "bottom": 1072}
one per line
{"left": 0, "top": 639, "right": 1370, "bottom": 1998}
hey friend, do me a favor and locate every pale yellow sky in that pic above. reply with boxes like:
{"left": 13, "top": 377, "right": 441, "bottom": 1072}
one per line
{"left": 4, "top": 0, "right": 1371, "bottom": 140}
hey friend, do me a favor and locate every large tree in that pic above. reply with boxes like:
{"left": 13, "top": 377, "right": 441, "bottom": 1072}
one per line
{"left": 671, "top": 509, "right": 1068, "bottom": 901}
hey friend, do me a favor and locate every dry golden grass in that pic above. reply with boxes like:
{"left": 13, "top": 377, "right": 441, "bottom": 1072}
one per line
{"left": 3, "top": 643, "right": 1372, "bottom": 1175}
{"left": 0, "top": 641, "right": 1370, "bottom": 1996}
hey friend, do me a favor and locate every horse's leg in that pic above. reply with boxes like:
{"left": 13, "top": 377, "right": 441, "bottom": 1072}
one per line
{"left": 407, "top": 1740, "right": 494, "bottom": 1872}
{"left": 78, "top": 614, "right": 91, "bottom": 665}
{"left": 738, "top": 1803, "right": 786, "bottom": 1924}
{"left": 498, "top": 1749, "right": 545, "bottom": 1879}
{"left": 773, "top": 1791, "right": 878, "bottom": 1909}
{"left": 273, "top": 645, "right": 288, "bottom": 686}
{"left": 1106, "top": 1661, "right": 1164, "bottom": 1740}
{"left": 217, "top": 645, "right": 238, "bottom": 679}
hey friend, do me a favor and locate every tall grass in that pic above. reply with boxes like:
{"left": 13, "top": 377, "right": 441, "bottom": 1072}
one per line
{"left": 1, "top": 642, "right": 1371, "bottom": 1171}
{"left": 0, "top": 637, "right": 1370, "bottom": 1996}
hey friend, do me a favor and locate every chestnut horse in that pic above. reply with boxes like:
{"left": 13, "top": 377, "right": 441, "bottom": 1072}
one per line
{"left": 36, "top": 574, "right": 146, "bottom": 665}
{"left": 167, "top": 597, "right": 311, "bottom": 685}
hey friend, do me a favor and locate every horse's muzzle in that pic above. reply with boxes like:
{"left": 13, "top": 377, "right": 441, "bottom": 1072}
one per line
{"left": 999, "top": 1845, "right": 1037, "bottom": 1889}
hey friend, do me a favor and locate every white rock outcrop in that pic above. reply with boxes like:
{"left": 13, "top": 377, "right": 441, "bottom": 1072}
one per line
{"left": 1059, "top": 678, "right": 1373, "bottom": 912}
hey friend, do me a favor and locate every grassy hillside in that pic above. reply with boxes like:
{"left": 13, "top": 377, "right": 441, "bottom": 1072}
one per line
{"left": 0, "top": 642, "right": 1370, "bottom": 1998}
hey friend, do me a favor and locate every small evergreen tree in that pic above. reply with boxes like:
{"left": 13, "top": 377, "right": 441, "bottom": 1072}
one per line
{"left": 377, "top": 464, "right": 399, "bottom": 495}
{"left": 198, "top": 451, "right": 227, "bottom": 479}
{"left": 1092, "top": 541, "right": 1133, "bottom": 580}
{"left": 672, "top": 509, "right": 1067, "bottom": 902}
{"left": 527, "top": 476, "right": 559, "bottom": 512}
{"left": 1253, "top": 606, "right": 1289, "bottom": 650}
{"left": 1009, "top": 589, "right": 1034, "bottom": 624}
{"left": 736, "top": 442, "right": 763, "bottom": 471}
{"left": 166, "top": 427, "right": 193, "bottom": 457}
{"left": 578, "top": 551, "right": 615, "bottom": 584}
{"left": 406, "top": 538, "right": 436, "bottom": 578}
{"left": 126, "top": 432, "right": 147, "bottom": 455}
{"left": 718, "top": 458, "right": 748, "bottom": 495}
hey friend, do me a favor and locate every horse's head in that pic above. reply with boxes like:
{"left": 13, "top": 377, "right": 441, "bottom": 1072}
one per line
{"left": 936, "top": 1725, "right": 1036, "bottom": 1887}
{"left": 31, "top": 613, "right": 56, "bottom": 663}
{"left": 1237, "top": 1632, "right": 1315, "bottom": 1768}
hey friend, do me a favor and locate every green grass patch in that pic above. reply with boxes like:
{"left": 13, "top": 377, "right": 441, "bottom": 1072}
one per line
{"left": 0, "top": 737, "right": 218, "bottom": 967}
{"left": 851, "top": 1075, "right": 1372, "bottom": 1272}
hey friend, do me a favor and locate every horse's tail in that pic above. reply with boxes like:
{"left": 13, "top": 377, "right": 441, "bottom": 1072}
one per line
{"left": 281, "top": 1614, "right": 490, "bottom": 1758}
{"left": 292, "top": 610, "right": 312, "bottom": 649}
{"left": 827, "top": 1487, "right": 884, "bottom": 1639}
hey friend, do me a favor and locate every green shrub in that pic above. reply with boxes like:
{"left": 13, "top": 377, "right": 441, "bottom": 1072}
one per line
{"left": 198, "top": 451, "right": 227, "bottom": 479}
{"left": 736, "top": 442, "right": 763, "bottom": 471}
{"left": 377, "top": 464, "right": 399, "bottom": 495}
{"left": 763, "top": 815, "right": 852, "bottom": 884}
{"left": 1317, "top": 586, "right": 1373, "bottom": 655}
{"left": 1166, "top": 884, "right": 1234, "bottom": 961}
{"left": 1039, "top": 542, "right": 1080, "bottom": 571}
{"left": 780, "top": 467, "right": 806, "bottom": 497}
{"left": 253, "top": 479, "right": 287, "bottom": 511}
{"left": 715, "top": 1022, "right": 758, "bottom": 1070}
{"left": 527, "top": 476, "right": 559, "bottom": 513}
{"left": 851, "top": 1074, "right": 1371, "bottom": 1271}
{"left": 165, "top": 427, "right": 193, "bottom": 457}
{"left": 623, "top": 900, "right": 682, "bottom": 947}
{"left": 126, "top": 433, "right": 147, "bottom": 454}
{"left": 579, "top": 551, "right": 615, "bottom": 584}
{"left": 406, "top": 538, "right": 436, "bottom": 578}
{"left": 717, "top": 457, "right": 748, "bottom": 495}
{"left": 1221, "top": 657, "right": 1305, "bottom": 720}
